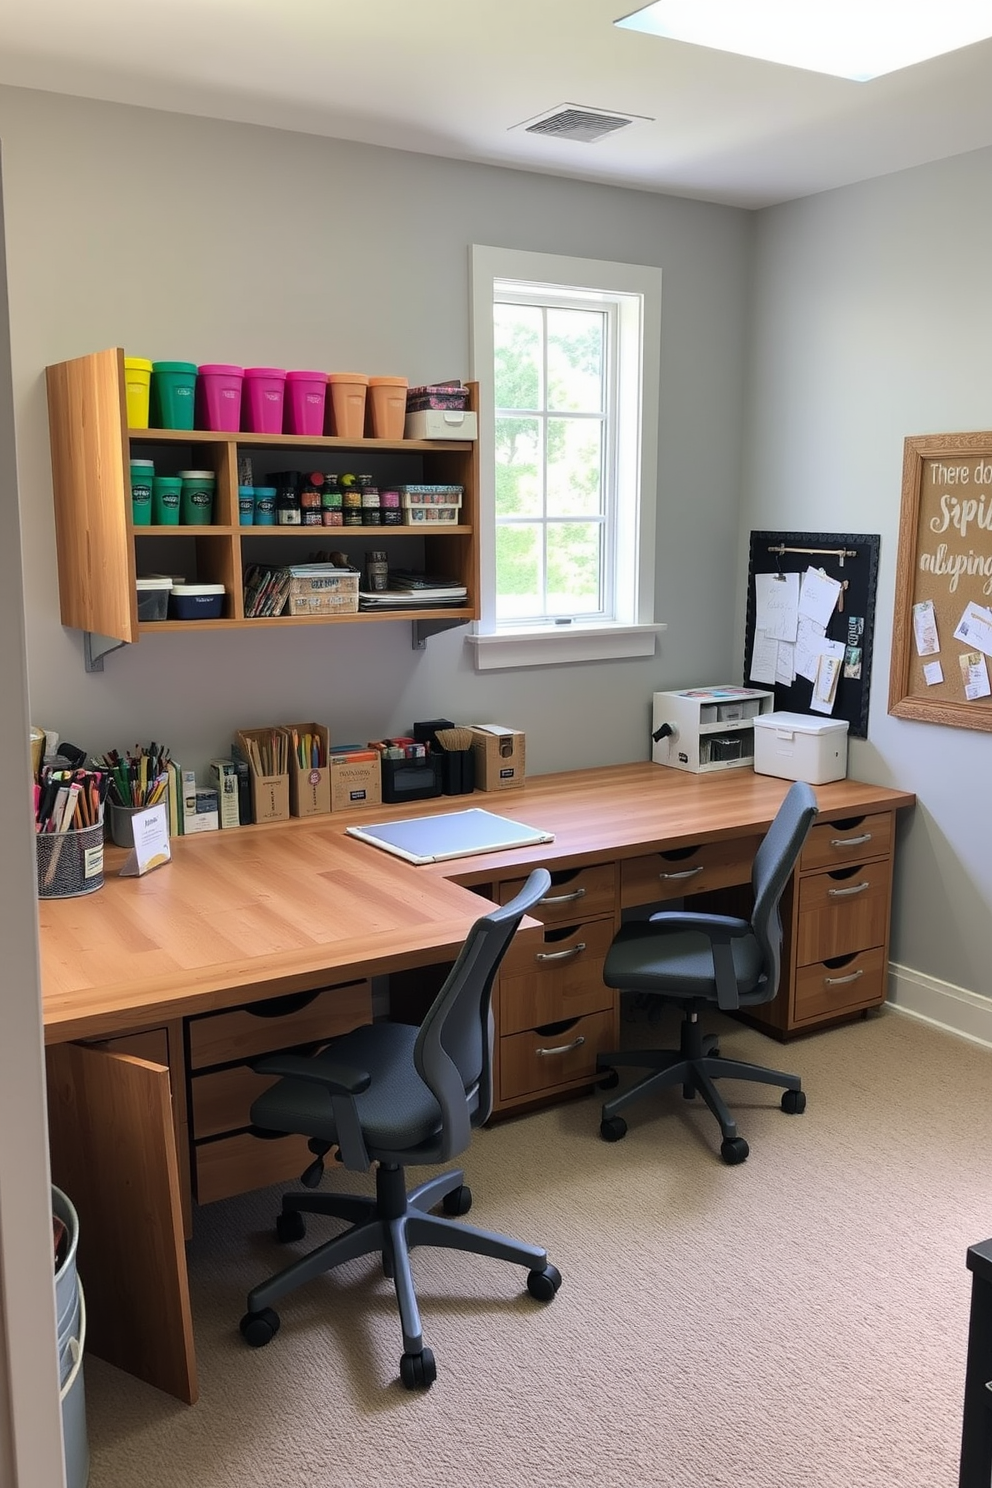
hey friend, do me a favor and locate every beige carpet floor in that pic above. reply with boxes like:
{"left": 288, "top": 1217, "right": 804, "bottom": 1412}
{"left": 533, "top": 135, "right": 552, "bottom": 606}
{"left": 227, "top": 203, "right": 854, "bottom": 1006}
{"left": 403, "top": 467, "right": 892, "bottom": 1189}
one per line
{"left": 82, "top": 1003, "right": 991, "bottom": 1488}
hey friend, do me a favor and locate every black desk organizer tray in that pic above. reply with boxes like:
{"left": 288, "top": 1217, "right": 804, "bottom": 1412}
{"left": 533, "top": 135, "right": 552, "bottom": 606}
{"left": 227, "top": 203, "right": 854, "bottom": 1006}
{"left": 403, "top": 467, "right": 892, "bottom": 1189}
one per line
{"left": 380, "top": 754, "right": 444, "bottom": 805}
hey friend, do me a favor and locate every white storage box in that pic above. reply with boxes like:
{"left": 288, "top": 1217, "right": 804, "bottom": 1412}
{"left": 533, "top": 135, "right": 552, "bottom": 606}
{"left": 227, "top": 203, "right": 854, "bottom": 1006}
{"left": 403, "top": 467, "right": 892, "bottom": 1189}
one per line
{"left": 405, "top": 409, "right": 477, "bottom": 441}
{"left": 753, "top": 712, "right": 849, "bottom": 785}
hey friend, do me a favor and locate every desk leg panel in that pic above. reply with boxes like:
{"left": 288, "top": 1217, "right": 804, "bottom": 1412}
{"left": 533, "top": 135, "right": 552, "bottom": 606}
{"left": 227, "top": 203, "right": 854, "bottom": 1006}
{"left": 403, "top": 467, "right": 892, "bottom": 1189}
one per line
{"left": 46, "top": 1042, "right": 198, "bottom": 1404}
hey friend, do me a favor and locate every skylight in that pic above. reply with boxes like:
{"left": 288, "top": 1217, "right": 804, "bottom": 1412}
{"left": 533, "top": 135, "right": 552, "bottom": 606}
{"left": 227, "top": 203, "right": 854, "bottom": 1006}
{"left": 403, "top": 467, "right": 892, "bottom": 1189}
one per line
{"left": 614, "top": 1, "right": 992, "bottom": 82}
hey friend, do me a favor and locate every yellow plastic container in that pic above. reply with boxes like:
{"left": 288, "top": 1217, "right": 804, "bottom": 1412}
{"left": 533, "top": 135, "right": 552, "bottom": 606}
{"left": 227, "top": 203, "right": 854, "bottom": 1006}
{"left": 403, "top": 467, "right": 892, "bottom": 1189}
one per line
{"left": 123, "top": 357, "right": 153, "bottom": 429}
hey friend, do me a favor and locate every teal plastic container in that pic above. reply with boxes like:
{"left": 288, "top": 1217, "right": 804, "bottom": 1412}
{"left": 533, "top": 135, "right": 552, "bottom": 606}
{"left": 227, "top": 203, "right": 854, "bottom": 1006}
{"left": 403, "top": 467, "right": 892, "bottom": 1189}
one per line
{"left": 178, "top": 469, "right": 215, "bottom": 525}
{"left": 238, "top": 485, "right": 255, "bottom": 525}
{"left": 254, "top": 485, "right": 276, "bottom": 525}
{"left": 152, "top": 475, "right": 183, "bottom": 525}
{"left": 151, "top": 362, "right": 197, "bottom": 430}
{"left": 130, "top": 458, "right": 154, "bottom": 526}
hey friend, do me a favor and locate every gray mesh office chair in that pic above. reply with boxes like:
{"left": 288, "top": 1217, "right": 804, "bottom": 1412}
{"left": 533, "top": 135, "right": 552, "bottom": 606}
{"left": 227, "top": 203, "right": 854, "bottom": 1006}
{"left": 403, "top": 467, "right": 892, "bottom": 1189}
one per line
{"left": 596, "top": 780, "right": 818, "bottom": 1165}
{"left": 239, "top": 868, "right": 561, "bottom": 1390}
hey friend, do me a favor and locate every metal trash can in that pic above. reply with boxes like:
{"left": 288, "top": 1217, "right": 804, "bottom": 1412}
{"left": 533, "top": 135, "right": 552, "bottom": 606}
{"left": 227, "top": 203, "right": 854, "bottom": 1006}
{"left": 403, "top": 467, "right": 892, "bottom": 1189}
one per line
{"left": 52, "top": 1187, "right": 89, "bottom": 1488}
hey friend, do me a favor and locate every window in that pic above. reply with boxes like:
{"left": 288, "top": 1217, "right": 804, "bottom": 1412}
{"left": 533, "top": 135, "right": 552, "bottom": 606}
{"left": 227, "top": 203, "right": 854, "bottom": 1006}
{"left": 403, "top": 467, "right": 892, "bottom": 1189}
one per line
{"left": 469, "top": 246, "right": 664, "bottom": 669}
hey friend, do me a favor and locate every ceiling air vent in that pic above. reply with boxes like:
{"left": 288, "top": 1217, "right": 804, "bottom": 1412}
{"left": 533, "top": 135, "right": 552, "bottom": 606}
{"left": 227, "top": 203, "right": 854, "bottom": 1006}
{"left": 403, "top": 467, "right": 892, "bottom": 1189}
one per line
{"left": 516, "top": 105, "right": 640, "bottom": 144}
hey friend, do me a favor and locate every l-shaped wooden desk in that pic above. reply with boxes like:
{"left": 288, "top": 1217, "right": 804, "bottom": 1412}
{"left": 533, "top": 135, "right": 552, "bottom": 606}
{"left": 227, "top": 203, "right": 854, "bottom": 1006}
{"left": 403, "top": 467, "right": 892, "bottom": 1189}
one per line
{"left": 39, "top": 762, "right": 914, "bottom": 1404}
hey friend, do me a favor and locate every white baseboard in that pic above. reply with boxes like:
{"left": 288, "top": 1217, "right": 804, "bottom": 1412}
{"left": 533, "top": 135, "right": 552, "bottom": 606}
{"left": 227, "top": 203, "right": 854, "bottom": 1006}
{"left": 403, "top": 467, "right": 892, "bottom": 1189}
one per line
{"left": 887, "top": 963, "right": 992, "bottom": 1049}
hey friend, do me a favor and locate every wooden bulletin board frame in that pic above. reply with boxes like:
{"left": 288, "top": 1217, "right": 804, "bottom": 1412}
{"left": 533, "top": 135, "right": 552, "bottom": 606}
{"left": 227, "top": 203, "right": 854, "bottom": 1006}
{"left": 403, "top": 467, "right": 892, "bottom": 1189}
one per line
{"left": 890, "top": 432, "right": 992, "bottom": 731}
{"left": 744, "top": 530, "right": 880, "bottom": 739}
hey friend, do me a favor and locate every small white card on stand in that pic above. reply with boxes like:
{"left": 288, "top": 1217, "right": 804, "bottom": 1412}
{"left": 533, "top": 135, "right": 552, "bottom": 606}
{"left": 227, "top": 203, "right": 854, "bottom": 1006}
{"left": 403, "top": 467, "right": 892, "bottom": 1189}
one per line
{"left": 119, "top": 803, "right": 172, "bottom": 877}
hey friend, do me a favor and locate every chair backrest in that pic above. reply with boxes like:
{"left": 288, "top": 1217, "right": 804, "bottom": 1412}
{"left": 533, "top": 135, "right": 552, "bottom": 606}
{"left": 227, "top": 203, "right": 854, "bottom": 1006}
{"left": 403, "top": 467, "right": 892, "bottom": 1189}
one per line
{"left": 749, "top": 781, "right": 818, "bottom": 997}
{"left": 413, "top": 867, "right": 551, "bottom": 1162}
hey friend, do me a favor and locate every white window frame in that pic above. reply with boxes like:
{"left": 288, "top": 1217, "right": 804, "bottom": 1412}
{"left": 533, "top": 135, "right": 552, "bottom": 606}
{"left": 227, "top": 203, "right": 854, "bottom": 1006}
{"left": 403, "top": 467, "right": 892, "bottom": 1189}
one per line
{"left": 468, "top": 245, "right": 665, "bottom": 670}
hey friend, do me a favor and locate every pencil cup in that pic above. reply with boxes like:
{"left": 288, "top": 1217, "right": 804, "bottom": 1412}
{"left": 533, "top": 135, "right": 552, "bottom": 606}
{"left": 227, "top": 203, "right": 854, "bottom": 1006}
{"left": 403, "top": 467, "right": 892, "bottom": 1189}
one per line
{"left": 107, "top": 792, "right": 168, "bottom": 849}
{"left": 35, "top": 823, "right": 104, "bottom": 899}
{"left": 442, "top": 750, "right": 475, "bottom": 796}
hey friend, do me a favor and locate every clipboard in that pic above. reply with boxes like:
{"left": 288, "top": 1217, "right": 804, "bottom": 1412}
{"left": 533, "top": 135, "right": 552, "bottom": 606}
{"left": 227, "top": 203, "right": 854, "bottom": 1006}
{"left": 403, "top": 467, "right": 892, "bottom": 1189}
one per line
{"left": 346, "top": 808, "right": 554, "bottom": 865}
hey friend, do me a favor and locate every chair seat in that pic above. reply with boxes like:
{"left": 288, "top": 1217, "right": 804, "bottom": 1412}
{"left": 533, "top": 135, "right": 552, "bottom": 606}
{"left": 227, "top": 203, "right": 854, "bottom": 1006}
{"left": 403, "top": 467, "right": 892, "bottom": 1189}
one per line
{"left": 251, "top": 1021, "right": 445, "bottom": 1153}
{"left": 603, "top": 922, "right": 766, "bottom": 1004}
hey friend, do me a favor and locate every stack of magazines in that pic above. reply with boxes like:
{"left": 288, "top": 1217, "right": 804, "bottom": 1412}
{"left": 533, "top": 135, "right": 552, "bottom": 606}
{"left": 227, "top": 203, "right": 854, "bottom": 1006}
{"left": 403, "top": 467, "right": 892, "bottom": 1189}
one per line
{"left": 359, "top": 571, "right": 468, "bottom": 610}
{"left": 243, "top": 564, "right": 291, "bottom": 618}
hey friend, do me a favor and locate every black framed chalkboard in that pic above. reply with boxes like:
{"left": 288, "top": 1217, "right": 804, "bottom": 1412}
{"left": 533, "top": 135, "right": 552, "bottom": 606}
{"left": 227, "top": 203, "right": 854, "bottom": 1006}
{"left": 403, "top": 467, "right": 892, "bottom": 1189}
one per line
{"left": 743, "top": 530, "right": 880, "bottom": 739}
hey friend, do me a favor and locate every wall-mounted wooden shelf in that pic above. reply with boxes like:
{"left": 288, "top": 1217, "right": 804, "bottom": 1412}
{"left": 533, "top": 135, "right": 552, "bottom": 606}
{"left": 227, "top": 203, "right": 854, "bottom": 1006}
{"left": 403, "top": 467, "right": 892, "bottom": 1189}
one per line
{"left": 45, "top": 348, "right": 480, "bottom": 667}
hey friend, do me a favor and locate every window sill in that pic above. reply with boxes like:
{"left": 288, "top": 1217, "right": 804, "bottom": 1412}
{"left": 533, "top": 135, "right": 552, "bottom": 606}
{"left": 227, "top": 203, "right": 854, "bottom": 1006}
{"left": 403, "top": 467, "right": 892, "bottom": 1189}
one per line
{"left": 465, "top": 623, "right": 666, "bottom": 671}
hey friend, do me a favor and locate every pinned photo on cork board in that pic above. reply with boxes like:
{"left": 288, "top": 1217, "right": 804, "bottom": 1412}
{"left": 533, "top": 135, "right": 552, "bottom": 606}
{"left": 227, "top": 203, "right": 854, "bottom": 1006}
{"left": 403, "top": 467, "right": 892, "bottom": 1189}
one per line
{"left": 889, "top": 432, "right": 992, "bottom": 731}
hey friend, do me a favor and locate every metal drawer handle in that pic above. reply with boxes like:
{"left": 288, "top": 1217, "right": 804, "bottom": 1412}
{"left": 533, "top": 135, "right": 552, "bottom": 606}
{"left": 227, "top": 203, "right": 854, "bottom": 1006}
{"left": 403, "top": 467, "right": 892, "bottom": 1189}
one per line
{"left": 535, "top": 943, "right": 586, "bottom": 963}
{"left": 824, "top": 968, "right": 864, "bottom": 986}
{"left": 659, "top": 865, "right": 704, "bottom": 880}
{"left": 829, "top": 833, "right": 872, "bottom": 847}
{"left": 827, "top": 881, "right": 870, "bottom": 897}
{"left": 540, "top": 887, "right": 586, "bottom": 905}
{"left": 536, "top": 1036, "right": 586, "bottom": 1057}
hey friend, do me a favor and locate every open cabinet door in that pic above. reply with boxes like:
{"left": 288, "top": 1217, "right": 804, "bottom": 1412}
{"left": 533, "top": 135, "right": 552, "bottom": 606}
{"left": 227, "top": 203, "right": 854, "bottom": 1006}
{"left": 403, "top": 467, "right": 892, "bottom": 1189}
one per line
{"left": 46, "top": 1042, "right": 197, "bottom": 1404}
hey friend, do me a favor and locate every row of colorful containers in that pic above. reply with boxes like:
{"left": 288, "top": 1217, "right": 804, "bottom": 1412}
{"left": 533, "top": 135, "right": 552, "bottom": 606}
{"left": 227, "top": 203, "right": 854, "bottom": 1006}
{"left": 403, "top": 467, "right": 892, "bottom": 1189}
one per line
{"left": 123, "top": 359, "right": 408, "bottom": 440}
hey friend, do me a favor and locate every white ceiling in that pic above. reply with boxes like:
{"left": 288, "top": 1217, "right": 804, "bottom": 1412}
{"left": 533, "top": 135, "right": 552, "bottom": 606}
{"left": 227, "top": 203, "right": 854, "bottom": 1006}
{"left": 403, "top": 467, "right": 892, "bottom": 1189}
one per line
{"left": 3, "top": 0, "right": 992, "bottom": 209}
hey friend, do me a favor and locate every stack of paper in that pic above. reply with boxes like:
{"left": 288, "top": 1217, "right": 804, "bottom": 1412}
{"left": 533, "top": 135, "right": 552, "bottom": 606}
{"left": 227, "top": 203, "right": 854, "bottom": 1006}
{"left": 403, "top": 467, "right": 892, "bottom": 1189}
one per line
{"left": 750, "top": 566, "right": 846, "bottom": 713}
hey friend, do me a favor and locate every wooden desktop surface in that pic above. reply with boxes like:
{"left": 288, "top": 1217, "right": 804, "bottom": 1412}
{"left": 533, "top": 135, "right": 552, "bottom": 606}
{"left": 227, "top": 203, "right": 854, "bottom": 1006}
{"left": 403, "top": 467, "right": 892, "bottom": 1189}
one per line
{"left": 38, "top": 762, "right": 915, "bottom": 1044}
{"left": 38, "top": 760, "right": 915, "bottom": 1406}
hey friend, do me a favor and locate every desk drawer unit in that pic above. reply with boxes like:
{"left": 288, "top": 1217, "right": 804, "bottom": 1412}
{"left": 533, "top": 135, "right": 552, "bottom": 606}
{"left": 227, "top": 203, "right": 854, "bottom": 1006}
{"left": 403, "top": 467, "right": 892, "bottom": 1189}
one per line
{"left": 621, "top": 835, "right": 762, "bottom": 907}
{"left": 499, "top": 1010, "right": 615, "bottom": 1104}
{"left": 492, "top": 862, "right": 619, "bottom": 1114}
{"left": 800, "top": 812, "right": 892, "bottom": 872}
{"left": 498, "top": 863, "right": 617, "bottom": 923}
{"left": 499, "top": 918, "right": 615, "bottom": 1034}
{"left": 792, "top": 946, "right": 888, "bottom": 1025}
{"left": 187, "top": 979, "right": 372, "bottom": 1203}
{"left": 795, "top": 860, "right": 891, "bottom": 967}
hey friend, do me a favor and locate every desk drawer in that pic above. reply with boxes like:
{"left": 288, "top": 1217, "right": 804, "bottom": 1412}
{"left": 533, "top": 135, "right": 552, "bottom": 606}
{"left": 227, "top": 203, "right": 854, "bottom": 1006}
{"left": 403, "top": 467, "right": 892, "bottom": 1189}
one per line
{"left": 499, "top": 919, "right": 614, "bottom": 1034}
{"left": 621, "top": 835, "right": 761, "bottom": 907}
{"left": 499, "top": 1009, "right": 614, "bottom": 1103}
{"left": 801, "top": 813, "right": 892, "bottom": 871}
{"left": 793, "top": 945, "right": 888, "bottom": 1022}
{"left": 498, "top": 863, "right": 617, "bottom": 924}
{"left": 187, "top": 980, "right": 371, "bottom": 1070}
{"left": 795, "top": 861, "right": 891, "bottom": 966}
{"left": 193, "top": 1131, "right": 316, "bottom": 1205}
{"left": 190, "top": 1064, "right": 283, "bottom": 1139}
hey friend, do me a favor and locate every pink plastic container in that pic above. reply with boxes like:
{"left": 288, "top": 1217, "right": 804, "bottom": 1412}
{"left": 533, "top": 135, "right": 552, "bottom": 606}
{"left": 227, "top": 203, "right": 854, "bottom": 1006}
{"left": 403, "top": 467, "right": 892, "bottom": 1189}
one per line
{"left": 242, "top": 367, "right": 287, "bottom": 434}
{"left": 196, "top": 364, "right": 244, "bottom": 432}
{"left": 284, "top": 370, "right": 328, "bottom": 436}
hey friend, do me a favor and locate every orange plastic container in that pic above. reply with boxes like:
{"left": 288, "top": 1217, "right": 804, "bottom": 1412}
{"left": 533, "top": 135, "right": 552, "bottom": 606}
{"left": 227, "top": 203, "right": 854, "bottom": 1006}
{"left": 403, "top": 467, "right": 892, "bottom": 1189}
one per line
{"left": 368, "top": 376, "right": 408, "bottom": 440}
{"left": 327, "top": 373, "right": 368, "bottom": 439}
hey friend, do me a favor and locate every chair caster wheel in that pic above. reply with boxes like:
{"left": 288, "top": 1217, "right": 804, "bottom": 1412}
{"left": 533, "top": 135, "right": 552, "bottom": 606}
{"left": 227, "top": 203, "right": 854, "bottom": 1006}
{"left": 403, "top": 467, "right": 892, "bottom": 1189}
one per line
{"left": 240, "top": 1307, "right": 280, "bottom": 1347}
{"left": 597, "top": 1068, "right": 620, "bottom": 1090}
{"left": 442, "top": 1184, "right": 472, "bottom": 1216}
{"left": 781, "top": 1089, "right": 806, "bottom": 1115}
{"left": 400, "top": 1347, "right": 436, "bottom": 1389}
{"left": 720, "top": 1136, "right": 749, "bottom": 1165}
{"left": 600, "top": 1116, "right": 627, "bottom": 1142}
{"left": 276, "top": 1209, "right": 307, "bottom": 1243}
{"left": 527, "top": 1263, "right": 562, "bottom": 1302}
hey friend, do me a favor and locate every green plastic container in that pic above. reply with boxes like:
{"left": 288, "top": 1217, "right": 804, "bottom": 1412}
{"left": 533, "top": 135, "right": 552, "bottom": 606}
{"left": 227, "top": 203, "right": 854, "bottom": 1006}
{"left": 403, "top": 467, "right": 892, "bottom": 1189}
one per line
{"left": 152, "top": 475, "right": 183, "bottom": 525}
{"left": 130, "top": 458, "right": 154, "bottom": 526}
{"left": 151, "top": 362, "right": 197, "bottom": 431}
{"left": 179, "top": 469, "right": 215, "bottom": 526}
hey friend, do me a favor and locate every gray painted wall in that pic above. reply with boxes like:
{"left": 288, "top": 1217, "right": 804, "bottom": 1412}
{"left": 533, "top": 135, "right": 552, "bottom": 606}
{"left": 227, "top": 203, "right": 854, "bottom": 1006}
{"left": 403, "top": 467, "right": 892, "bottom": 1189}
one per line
{"left": 0, "top": 84, "right": 750, "bottom": 783}
{"left": 742, "top": 146, "right": 992, "bottom": 998}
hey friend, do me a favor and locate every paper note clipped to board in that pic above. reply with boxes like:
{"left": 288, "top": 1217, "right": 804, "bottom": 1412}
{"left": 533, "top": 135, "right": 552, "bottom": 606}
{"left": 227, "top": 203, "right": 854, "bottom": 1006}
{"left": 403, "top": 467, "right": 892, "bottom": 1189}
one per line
{"left": 799, "top": 566, "right": 842, "bottom": 630}
{"left": 810, "top": 638, "right": 845, "bottom": 714}
{"left": 754, "top": 571, "right": 799, "bottom": 641}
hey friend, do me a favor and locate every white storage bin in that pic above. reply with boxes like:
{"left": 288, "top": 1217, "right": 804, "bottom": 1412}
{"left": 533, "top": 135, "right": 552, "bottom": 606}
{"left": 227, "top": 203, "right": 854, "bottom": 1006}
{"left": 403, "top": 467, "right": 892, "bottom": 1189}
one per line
{"left": 753, "top": 712, "right": 849, "bottom": 784}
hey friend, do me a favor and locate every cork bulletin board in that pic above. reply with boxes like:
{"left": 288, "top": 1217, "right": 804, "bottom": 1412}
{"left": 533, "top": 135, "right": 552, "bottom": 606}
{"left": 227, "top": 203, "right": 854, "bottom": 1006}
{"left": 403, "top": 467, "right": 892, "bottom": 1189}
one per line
{"left": 889, "top": 432, "right": 992, "bottom": 731}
